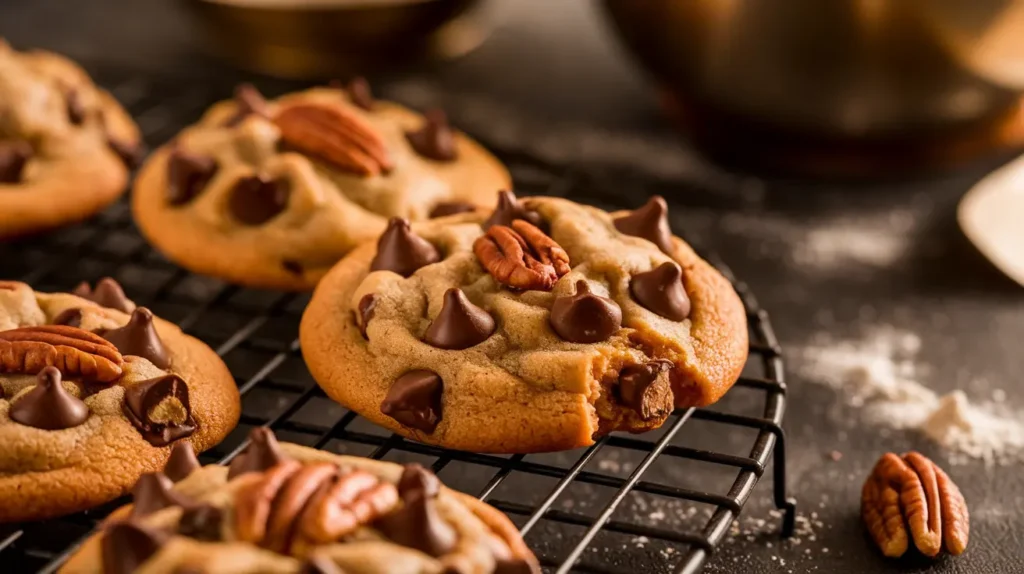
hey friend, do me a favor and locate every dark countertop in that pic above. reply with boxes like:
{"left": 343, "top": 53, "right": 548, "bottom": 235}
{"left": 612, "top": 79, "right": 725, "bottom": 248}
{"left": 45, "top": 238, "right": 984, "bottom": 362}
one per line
{"left": 3, "top": 1, "right": 1023, "bottom": 573}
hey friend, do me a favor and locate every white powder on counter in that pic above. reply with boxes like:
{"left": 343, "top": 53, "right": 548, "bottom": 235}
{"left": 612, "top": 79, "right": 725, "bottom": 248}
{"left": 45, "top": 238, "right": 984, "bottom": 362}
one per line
{"left": 799, "top": 327, "right": 1024, "bottom": 466}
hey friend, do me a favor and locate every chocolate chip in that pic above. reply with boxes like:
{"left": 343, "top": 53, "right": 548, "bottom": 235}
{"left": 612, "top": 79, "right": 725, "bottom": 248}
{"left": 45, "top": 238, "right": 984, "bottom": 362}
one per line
{"left": 225, "top": 83, "right": 268, "bottom": 127}
{"left": 0, "top": 140, "right": 32, "bottom": 184}
{"left": 549, "top": 280, "right": 622, "bottom": 343}
{"left": 101, "top": 307, "right": 171, "bottom": 369}
{"left": 614, "top": 196, "right": 674, "bottom": 254}
{"left": 123, "top": 375, "right": 196, "bottom": 447}
{"left": 73, "top": 277, "right": 135, "bottom": 313}
{"left": 355, "top": 293, "right": 377, "bottom": 340}
{"left": 484, "top": 190, "right": 544, "bottom": 230}
{"left": 9, "top": 367, "right": 89, "bottom": 430}
{"left": 429, "top": 201, "right": 476, "bottom": 218}
{"left": 130, "top": 472, "right": 191, "bottom": 518}
{"left": 495, "top": 559, "right": 540, "bottom": 574}
{"left": 228, "top": 175, "right": 290, "bottom": 225}
{"left": 227, "top": 427, "right": 290, "bottom": 479}
{"left": 630, "top": 262, "right": 690, "bottom": 321}
{"left": 397, "top": 463, "right": 441, "bottom": 498}
{"left": 66, "top": 90, "right": 86, "bottom": 125}
{"left": 346, "top": 77, "right": 374, "bottom": 111}
{"left": 51, "top": 308, "right": 83, "bottom": 328}
{"left": 423, "top": 288, "right": 495, "bottom": 350}
{"left": 617, "top": 360, "right": 673, "bottom": 420}
{"left": 101, "top": 521, "right": 169, "bottom": 574}
{"left": 282, "top": 259, "right": 303, "bottom": 275}
{"left": 107, "top": 137, "right": 143, "bottom": 169}
{"left": 380, "top": 370, "right": 443, "bottom": 433}
{"left": 167, "top": 149, "right": 218, "bottom": 206}
{"left": 369, "top": 218, "right": 441, "bottom": 277}
{"left": 375, "top": 471, "right": 455, "bottom": 556}
{"left": 178, "top": 504, "right": 224, "bottom": 541}
{"left": 163, "top": 440, "right": 201, "bottom": 482}
{"left": 405, "top": 109, "right": 457, "bottom": 161}
{"left": 300, "top": 555, "right": 347, "bottom": 574}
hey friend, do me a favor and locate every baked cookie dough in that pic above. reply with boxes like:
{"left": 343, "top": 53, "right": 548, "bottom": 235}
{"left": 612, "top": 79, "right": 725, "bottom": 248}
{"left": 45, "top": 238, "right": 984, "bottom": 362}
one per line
{"left": 133, "top": 79, "right": 510, "bottom": 290}
{"left": 300, "top": 194, "right": 748, "bottom": 453}
{"left": 61, "top": 428, "right": 540, "bottom": 574}
{"left": 0, "top": 40, "right": 141, "bottom": 239}
{"left": 0, "top": 279, "right": 240, "bottom": 522}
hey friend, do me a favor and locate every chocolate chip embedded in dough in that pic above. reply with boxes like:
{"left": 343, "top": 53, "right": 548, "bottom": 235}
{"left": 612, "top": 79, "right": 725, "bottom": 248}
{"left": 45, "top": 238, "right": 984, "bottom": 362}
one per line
{"left": 178, "top": 504, "right": 224, "bottom": 542}
{"left": 9, "top": 366, "right": 89, "bottom": 430}
{"left": 494, "top": 559, "right": 541, "bottom": 574}
{"left": 163, "top": 440, "right": 201, "bottom": 482}
{"left": 51, "top": 308, "right": 83, "bottom": 328}
{"left": 0, "top": 140, "right": 33, "bottom": 184}
{"left": 101, "top": 521, "right": 169, "bottom": 574}
{"left": 346, "top": 77, "right": 374, "bottom": 111}
{"left": 107, "top": 137, "right": 144, "bottom": 169}
{"left": 614, "top": 196, "right": 674, "bottom": 254}
{"left": 483, "top": 190, "right": 544, "bottom": 230}
{"left": 282, "top": 259, "right": 303, "bottom": 275}
{"left": 72, "top": 277, "right": 135, "bottom": 313}
{"left": 101, "top": 307, "right": 171, "bottom": 369}
{"left": 228, "top": 175, "right": 290, "bottom": 225}
{"left": 355, "top": 293, "right": 377, "bottom": 340}
{"left": 396, "top": 463, "right": 441, "bottom": 498}
{"left": 629, "top": 262, "right": 690, "bottom": 321}
{"left": 123, "top": 374, "right": 196, "bottom": 447}
{"left": 374, "top": 464, "right": 455, "bottom": 556}
{"left": 617, "top": 360, "right": 674, "bottom": 421}
{"left": 405, "top": 109, "right": 457, "bottom": 162}
{"left": 429, "top": 201, "right": 476, "bottom": 219}
{"left": 369, "top": 218, "right": 441, "bottom": 277}
{"left": 227, "top": 427, "right": 290, "bottom": 479}
{"left": 549, "top": 280, "right": 622, "bottom": 343}
{"left": 423, "top": 288, "right": 495, "bottom": 350}
{"left": 66, "top": 89, "right": 86, "bottom": 125}
{"left": 380, "top": 370, "right": 443, "bottom": 433}
{"left": 225, "top": 83, "right": 269, "bottom": 127}
{"left": 167, "top": 149, "right": 218, "bottom": 206}
{"left": 130, "top": 472, "right": 191, "bottom": 518}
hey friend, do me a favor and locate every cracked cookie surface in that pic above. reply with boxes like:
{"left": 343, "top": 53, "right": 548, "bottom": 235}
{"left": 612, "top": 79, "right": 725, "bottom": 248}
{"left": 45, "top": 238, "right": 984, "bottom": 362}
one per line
{"left": 132, "top": 81, "right": 509, "bottom": 291}
{"left": 0, "top": 280, "right": 239, "bottom": 522}
{"left": 0, "top": 40, "right": 141, "bottom": 239}
{"left": 61, "top": 429, "right": 540, "bottom": 574}
{"left": 300, "top": 195, "right": 748, "bottom": 453}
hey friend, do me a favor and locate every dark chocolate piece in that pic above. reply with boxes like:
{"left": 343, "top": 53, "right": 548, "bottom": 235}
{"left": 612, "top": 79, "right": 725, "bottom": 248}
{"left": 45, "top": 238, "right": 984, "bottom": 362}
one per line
{"left": 397, "top": 463, "right": 441, "bottom": 498}
{"left": 483, "top": 190, "right": 544, "bottom": 230}
{"left": 346, "top": 77, "right": 374, "bottom": 111}
{"left": 355, "top": 293, "right": 377, "bottom": 340}
{"left": 494, "top": 559, "right": 540, "bottom": 574}
{"left": 617, "top": 360, "right": 674, "bottom": 420}
{"left": 0, "top": 140, "right": 32, "bottom": 184}
{"left": 423, "top": 288, "right": 495, "bottom": 350}
{"left": 228, "top": 175, "right": 289, "bottom": 225}
{"left": 282, "top": 259, "right": 303, "bottom": 275}
{"left": 130, "top": 472, "right": 191, "bottom": 518}
{"left": 107, "top": 137, "right": 143, "bottom": 169}
{"left": 380, "top": 370, "right": 443, "bottom": 433}
{"left": 614, "top": 196, "right": 674, "bottom": 254}
{"left": 163, "top": 440, "right": 201, "bottom": 482}
{"left": 374, "top": 465, "right": 456, "bottom": 556}
{"left": 629, "top": 262, "right": 690, "bottom": 321}
{"left": 369, "top": 217, "right": 441, "bottom": 277}
{"left": 178, "top": 504, "right": 224, "bottom": 542}
{"left": 9, "top": 367, "right": 89, "bottom": 430}
{"left": 549, "top": 280, "right": 622, "bottom": 343}
{"left": 123, "top": 375, "right": 196, "bottom": 447}
{"left": 51, "top": 308, "right": 83, "bottom": 328}
{"left": 101, "top": 307, "right": 171, "bottom": 369}
{"left": 167, "top": 149, "right": 218, "bottom": 206}
{"left": 66, "top": 89, "right": 86, "bottom": 125}
{"left": 429, "top": 202, "right": 476, "bottom": 218}
{"left": 225, "top": 83, "right": 268, "bottom": 127}
{"left": 101, "top": 521, "right": 169, "bottom": 574}
{"left": 227, "top": 427, "right": 290, "bottom": 479}
{"left": 72, "top": 277, "right": 134, "bottom": 313}
{"left": 405, "top": 109, "right": 457, "bottom": 162}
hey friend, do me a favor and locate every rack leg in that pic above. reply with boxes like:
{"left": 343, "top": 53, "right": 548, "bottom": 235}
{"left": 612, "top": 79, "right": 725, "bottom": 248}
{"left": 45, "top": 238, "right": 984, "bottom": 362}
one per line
{"left": 764, "top": 422, "right": 797, "bottom": 538}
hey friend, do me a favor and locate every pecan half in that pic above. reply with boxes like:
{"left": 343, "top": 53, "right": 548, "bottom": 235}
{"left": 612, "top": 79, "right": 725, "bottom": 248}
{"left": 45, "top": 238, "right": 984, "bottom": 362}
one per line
{"left": 273, "top": 102, "right": 392, "bottom": 177}
{"left": 862, "top": 451, "right": 969, "bottom": 558}
{"left": 0, "top": 325, "right": 123, "bottom": 383}
{"left": 473, "top": 220, "right": 571, "bottom": 291}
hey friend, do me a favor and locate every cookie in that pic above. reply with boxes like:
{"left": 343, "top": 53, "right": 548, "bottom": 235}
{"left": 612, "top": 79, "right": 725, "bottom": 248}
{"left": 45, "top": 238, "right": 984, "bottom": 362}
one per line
{"left": 132, "top": 79, "right": 510, "bottom": 291}
{"left": 60, "top": 428, "right": 541, "bottom": 574}
{"left": 0, "top": 40, "right": 141, "bottom": 239}
{"left": 0, "top": 279, "right": 240, "bottom": 522}
{"left": 300, "top": 193, "right": 748, "bottom": 453}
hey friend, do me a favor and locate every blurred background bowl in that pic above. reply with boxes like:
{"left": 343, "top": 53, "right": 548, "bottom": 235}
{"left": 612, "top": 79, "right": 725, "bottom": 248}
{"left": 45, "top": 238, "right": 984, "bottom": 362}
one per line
{"left": 601, "top": 0, "right": 1024, "bottom": 141}
{"left": 184, "top": 0, "right": 488, "bottom": 79}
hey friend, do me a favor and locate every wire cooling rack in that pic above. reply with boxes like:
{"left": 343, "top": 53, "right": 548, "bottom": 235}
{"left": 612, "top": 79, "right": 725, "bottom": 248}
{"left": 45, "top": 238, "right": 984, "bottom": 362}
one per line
{"left": 0, "top": 71, "right": 795, "bottom": 574}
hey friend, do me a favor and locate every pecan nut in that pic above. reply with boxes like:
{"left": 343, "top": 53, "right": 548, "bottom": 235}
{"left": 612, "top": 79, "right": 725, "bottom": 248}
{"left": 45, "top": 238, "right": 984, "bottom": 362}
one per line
{"left": 273, "top": 102, "right": 392, "bottom": 177}
{"left": 473, "top": 220, "right": 571, "bottom": 291}
{"left": 0, "top": 325, "right": 123, "bottom": 382}
{"left": 862, "top": 451, "right": 969, "bottom": 558}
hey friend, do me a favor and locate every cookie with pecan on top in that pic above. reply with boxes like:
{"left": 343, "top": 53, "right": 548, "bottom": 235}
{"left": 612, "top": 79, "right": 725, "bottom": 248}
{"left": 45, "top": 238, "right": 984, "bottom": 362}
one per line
{"left": 132, "top": 80, "right": 509, "bottom": 291}
{"left": 60, "top": 428, "right": 540, "bottom": 574}
{"left": 0, "top": 279, "right": 239, "bottom": 522}
{"left": 300, "top": 194, "right": 748, "bottom": 453}
{"left": 0, "top": 40, "right": 141, "bottom": 239}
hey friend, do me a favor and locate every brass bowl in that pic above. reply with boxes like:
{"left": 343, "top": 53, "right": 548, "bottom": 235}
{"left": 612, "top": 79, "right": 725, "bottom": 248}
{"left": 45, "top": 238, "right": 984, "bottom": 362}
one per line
{"left": 184, "top": 0, "right": 487, "bottom": 79}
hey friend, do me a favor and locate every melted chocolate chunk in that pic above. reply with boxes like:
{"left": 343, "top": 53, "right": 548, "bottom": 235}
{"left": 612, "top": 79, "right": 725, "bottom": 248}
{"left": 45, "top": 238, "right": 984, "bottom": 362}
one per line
{"left": 397, "top": 463, "right": 441, "bottom": 498}
{"left": 123, "top": 375, "right": 196, "bottom": 447}
{"left": 167, "top": 149, "right": 218, "bottom": 206}
{"left": 300, "top": 555, "right": 347, "bottom": 574}
{"left": 374, "top": 466, "right": 456, "bottom": 556}
{"left": 101, "top": 307, "right": 171, "bottom": 369}
{"left": 613, "top": 196, "right": 674, "bottom": 254}
{"left": 66, "top": 90, "right": 86, "bottom": 125}
{"left": 405, "top": 109, "right": 457, "bottom": 162}
{"left": 102, "top": 521, "right": 169, "bottom": 574}
{"left": 369, "top": 218, "right": 441, "bottom": 277}
{"left": 549, "top": 280, "right": 622, "bottom": 343}
{"left": 429, "top": 201, "right": 476, "bottom": 218}
{"left": 130, "top": 472, "right": 191, "bottom": 518}
{"left": 107, "top": 137, "right": 143, "bottom": 169}
{"left": 483, "top": 190, "right": 544, "bottom": 230}
{"left": 227, "top": 427, "right": 290, "bottom": 479}
{"left": 178, "top": 504, "right": 224, "bottom": 541}
{"left": 355, "top": 293, "right": 377, "bottom": 340}
{"left": 629, "top": 262, "right": 690, "bottom": 321}
{"left": 9, "top": 367, "right": 89, "bottom": 430}
{"left": 282, "top": 259, "right": 303, "bottom": 275}
{"left": 72, "top": 277, "right": 134, "bottom": 313}
{"left": 423, "top": 288, "right": 495, "bottom": 350}
{"left": 228, "top": 175, "right": 290, "bottom": 225}
{"left": 163, "top": 440, "right": 201, "bottom": 482}
{"left": 617, "top": 360, "right": 673, "bottom": 420}
{"left": 380, "top": 370, "right": 443, "bottom": 433}
{"left": 51, "top": 308, "right": 83, "bottom": 328}
{"left": 345, "top": 77, "right": 374, "bottom": 111}
{"left": 494, "top": 559, "right": 540, "bottom": 574}
{"left": 224, "top": 83, "right": 268, "bottom": 127}
{"left": 0, "top": 140, "right": 32, "bottom": 184}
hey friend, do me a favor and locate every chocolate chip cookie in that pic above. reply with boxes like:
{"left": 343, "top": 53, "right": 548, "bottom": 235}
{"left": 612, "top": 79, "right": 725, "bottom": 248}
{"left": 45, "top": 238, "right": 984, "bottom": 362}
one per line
{"left": 132, "top": 80, "right": 510, "bottom": 291}
{"left": 0, "top": 279, "right": 240, "bottom": 522}
{"left": 60, "top": 428, "right": 540, "bottom": 573}
{"left": 300, "top": 194, "right": 748, "bottom": 453}
{"left": 0, "top": 40, "right": 142, "bottom": 239}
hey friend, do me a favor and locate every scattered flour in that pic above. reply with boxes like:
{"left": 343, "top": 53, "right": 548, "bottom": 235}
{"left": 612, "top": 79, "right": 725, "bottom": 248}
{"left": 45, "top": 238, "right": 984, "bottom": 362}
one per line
{"left": 800, "top": 327, "right": 1024, "bottom": 465}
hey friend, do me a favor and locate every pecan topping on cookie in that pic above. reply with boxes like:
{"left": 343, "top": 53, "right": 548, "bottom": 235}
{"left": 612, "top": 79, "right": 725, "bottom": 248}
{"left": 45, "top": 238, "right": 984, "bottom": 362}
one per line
{"left": 405, "top": 109, "right": 456, "bottom": 162}
{"left": 0, "top": 325, "right": 124, "bottom": 382}
{"left": 614, "top": 196, "right": 674, "bottom": 254}
{"left": 423, "top": 288, "right": 495, "bottom": 350}
{"left": 228, "top": 427, "right": 292, "bottom": 479}
{"left": 9, "top": 366, "right": 90, "bottom": 430}
{"left": 375, "top": 464, "right": 456, "bottom": 556}
{"left": 167, "top": 149, "right": 218, "bottom": 206}
{"left": 101, "top": 307, "right": 171, "bottom": 369}
{"left": 123, "top": 375, "right": 196, "bottom": 446}
{"left": 630, "top": 262, "right": 690, "bottom": 321}
{"left": 381, "top": 370, "right": 444, "bottom": 433}
{"left": 617, "top": 360, "right": 673, "bottom": 421}
{"left": 228, "top": 175, "right": 290, "bottom": 226}
{"left": 274, "top": 102, "right": 392, "bottom": 176}
{"left": 370, "top": 218, "right": 441, "bottom": 277}
{"left": 474, "top": 220, "right": 570, "bottom": 291}
{"left": 484, "top": 190, "right": 544, "bottom": 229}
{"left": 0, "top": 140, "right": 32, "bottom": 184}
{"left": 550, "top": 280, "right": 622, "bottom": 343}
{"left": 73, "top": 277, "right": 135, "bottom": 313}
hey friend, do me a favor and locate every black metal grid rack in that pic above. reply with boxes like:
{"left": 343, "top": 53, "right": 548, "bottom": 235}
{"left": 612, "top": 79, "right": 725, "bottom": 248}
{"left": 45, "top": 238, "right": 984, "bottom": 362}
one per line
{"left": 0, "top": 71, "right": 795, "bottom": 574}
